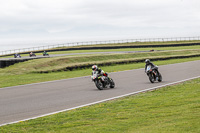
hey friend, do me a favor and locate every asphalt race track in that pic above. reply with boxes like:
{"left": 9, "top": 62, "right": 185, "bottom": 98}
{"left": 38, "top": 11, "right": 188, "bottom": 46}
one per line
{"left": 0, "top": 60, "right": 200, "bottom": 126}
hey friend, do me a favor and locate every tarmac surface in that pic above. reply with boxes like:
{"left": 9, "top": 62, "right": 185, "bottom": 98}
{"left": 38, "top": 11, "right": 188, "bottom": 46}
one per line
{"left": 0, "top": 60, "right": 200, "bottom": 126}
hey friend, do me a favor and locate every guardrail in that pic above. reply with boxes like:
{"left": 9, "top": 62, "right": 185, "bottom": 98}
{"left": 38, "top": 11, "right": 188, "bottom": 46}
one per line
{"left": 1, "top": 36, "right": 200, "bottom": 56}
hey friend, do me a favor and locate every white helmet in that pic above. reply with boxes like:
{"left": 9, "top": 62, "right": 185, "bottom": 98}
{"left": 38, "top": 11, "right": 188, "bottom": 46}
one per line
{"left": 92, "top": 65, "right": 98, "bottom": 71}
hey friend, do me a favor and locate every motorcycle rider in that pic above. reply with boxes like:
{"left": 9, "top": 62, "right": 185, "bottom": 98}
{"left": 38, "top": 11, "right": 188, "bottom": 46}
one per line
{"left": 92, "top": 65, "right": 108, "bottom": 82}
{"left": 14, "top": 53, "right": 20, "bottom": 58}
{"left": 145, "top": 59, "right": 159, "bottom": 78}
{"left": 30, "top": 52, "right": 33, "bottom": 56}
{"left": 43, "top": 51, "right": 48, "bottom": 55}
{"left": 30, "top": 52, "right": 36, "bottom": 57}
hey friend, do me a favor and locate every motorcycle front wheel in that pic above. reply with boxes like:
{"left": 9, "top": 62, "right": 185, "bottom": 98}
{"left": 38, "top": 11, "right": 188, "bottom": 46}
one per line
{"left": 95, "top": 80, "right": 104, "bottom": 90}
{"left": 149, "top": 73, "right": 155, "bottom": 83}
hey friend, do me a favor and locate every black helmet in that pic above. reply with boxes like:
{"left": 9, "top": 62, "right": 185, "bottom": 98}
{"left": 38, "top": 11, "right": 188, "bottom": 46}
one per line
{"left": 145, "top": 59, "right": 150, "bottom": 64}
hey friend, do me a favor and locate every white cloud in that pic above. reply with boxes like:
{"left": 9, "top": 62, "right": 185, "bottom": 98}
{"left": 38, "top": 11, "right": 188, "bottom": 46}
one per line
{"left": 0, "top": 0, "right": 200, "bottom": 47}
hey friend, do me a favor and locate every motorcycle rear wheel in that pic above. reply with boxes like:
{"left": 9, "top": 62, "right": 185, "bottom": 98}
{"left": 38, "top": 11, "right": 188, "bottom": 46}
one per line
{"left": 109, "top": 78, "right": 115, "bottom": 88}
{"left": 158, "top": 73, "right": 162, "bottom": 82}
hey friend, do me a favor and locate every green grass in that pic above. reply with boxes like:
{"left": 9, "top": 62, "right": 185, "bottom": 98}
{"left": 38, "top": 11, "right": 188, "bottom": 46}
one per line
{"left": 0, "top": 56, "right": 200, "bottom": 88}
{"left": 1, "top": 77, "right": 199, "bottom": 133}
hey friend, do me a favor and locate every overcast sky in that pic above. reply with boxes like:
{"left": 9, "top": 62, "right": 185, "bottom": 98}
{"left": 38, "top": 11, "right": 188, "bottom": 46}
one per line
{"left": 0, "top": 0, "right": 200, "bottom": 48}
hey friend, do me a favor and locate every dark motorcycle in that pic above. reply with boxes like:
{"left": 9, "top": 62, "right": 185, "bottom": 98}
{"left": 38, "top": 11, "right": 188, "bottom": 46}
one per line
{"left": 14, "top": 54, "right": 21, "bottom": 58}
{"left": 29, "top": 53, "right": 36, "bottom": 57}
{"left": 146, "top": 65, "right": 162, "bottom": 83}
{"left": 91, "top": 71, "right": 115, "bottom": 90}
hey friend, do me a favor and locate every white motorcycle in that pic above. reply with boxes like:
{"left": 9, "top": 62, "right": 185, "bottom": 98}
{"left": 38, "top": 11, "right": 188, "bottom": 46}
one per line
{"left": 91, "top": 71, "right": 115, "bottom": 90}
{"left": 146, "top": 65, "right": 162, "bottom": 83}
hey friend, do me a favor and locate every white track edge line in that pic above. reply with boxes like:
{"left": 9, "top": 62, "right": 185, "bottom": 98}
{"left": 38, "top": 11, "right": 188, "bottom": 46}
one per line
{"left": 0, "top": 75, "right": 200, "bottom": 127}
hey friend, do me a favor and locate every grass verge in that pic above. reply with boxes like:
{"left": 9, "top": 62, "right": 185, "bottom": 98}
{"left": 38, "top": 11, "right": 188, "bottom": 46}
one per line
{"left": 1, "top": 78, "right": 199, "bottom": 133}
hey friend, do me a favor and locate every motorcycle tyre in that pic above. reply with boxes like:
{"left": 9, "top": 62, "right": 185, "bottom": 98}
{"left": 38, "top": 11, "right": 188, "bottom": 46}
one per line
{"left": 95, "top": 80, "right": 104, "bottom": 90}
{"left": 158, "top": 73, "right": 162, "bottom": 82}
{"left": 109, "top": 78, "right": 115, "bottom": 88}
{"left": 149, "top": 74, "right": 155, "bottom": 83}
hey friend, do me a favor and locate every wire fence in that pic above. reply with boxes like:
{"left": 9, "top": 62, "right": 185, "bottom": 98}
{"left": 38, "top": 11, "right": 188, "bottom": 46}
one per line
{"left": 0, "top": 36, "right": 200, "bottom": 56}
